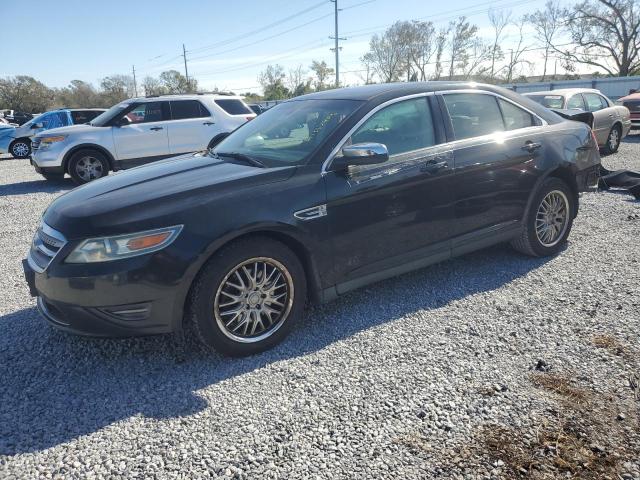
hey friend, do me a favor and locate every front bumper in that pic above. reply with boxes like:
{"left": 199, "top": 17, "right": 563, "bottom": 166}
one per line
{"left": 0, "top": 134, "right": 13, "bottom": 154}
{"left": 23, "top": 236, "right": 192, "bottom": 337}
{"left": 31, "top": 141, "right": 66, "bottom": 168}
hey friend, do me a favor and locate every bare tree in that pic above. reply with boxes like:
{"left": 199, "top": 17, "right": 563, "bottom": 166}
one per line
{"left": 447, "top": 17, "right": 478, "bottom": 78}
{"left": 501, "top": 18, "right": 531, "bottom": 82}
{"left": 488, "top": 8, "right": 511, "bottom": 79}
{"left": 407, "top": 20, "right": 437, "bottom": 81}
{"left": 433, "top": 28, "right": 449, "bottom": 80}
{"left": 364, "top": 22, "right": 408, "bottom": 82}
{"left": 358, "top": 54, "right": 377, "bottom": 84}
{"left": 560, "top": 0, "right": 640, "bottom": 76}
{"left": 286, "top": 65, "right": 307, "bottom": 93}
{"left": 462, "top": 39, "right": 493, "bottom": 79}
{"left": 525, "top": 1, "right": 564, "bottom": 80}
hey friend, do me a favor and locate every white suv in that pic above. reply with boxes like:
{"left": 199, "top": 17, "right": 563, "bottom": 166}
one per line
{"left": 31, "top": 93, "right": 256, "bottom": 183}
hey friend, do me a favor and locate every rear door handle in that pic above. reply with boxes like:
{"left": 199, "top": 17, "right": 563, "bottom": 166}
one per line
{"left": 420, "top": 159, "right": 448, "bottom": 173}
{"left": 203, "top": 121, "right": 215, "bottom": 126}
{"left": 521, "top": 141, "right": 542, "bottom": 152}
{"left": 150, "top": 126, "right": 163, "bottom": 131}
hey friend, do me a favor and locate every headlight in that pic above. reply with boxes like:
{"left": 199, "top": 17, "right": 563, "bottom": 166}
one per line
{"left": 65, "top": 225, "right": 183, "bottom": 263}
{"left": 40, "top": 135, "right": 66, "bottom": 144}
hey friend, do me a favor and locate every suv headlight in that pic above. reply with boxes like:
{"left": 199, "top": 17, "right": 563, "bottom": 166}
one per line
{"left": 65, "top": 226, "right": 183, "bottom": 263}
{"left": 39, "top": 135, "right": 67, "bottom": 149}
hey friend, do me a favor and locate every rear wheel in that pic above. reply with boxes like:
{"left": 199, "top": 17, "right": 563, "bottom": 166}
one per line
{"left": 602, "top": 124, "right": 621, "bottom": 155}
{"left": 10, "top": 139, "right": 31, "bottom": 158}
{"left": 68, "top": 149, "right": 109, "bottom": 184}
{"left": 511, "top": 177, "right": 575, "bottom": 257}
{"left": 189, "top": 237, "right": 306, "bottom": 356}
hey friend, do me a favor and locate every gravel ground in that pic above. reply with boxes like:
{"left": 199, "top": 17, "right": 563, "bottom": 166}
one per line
{"left": 0, "top": 137, "right": 639, "bottom": 480}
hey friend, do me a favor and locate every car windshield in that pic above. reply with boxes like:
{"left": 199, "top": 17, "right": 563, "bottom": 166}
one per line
{"left": 526, "top": 94, "right": 565, "bottom": 109}
{"left": 213, "top": 99, "right": 363, "bottom": 167}
{"left": 90, "top": 102, "right": 132, "bottom": 126}
{"left": 22, "top": 112, "right": 48, "bottom": 128}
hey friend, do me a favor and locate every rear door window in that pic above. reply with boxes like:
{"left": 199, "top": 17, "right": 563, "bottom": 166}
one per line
{"left": 443, "top": 93, "right": 505, "bottom": 140}
{"left": 170, "top": 100, "right": 209, "bottom": 120}
{"left": 350, "top": 98, "right": 436, "bottom": 156}
{"left": 215, "top": 99, "right": 253, "bottom": 115}
{"left": 583, "top": 93, "right": 608, "bottom": 112}
{"left": 497, "top": 98, "right": 539, "bottom": 130}
{"left": 566, "top": 94, "right": 586, "bottom": 110}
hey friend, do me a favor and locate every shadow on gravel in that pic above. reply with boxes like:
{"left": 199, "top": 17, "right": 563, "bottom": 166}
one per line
{"left": 622, "top": 132, "right": 640, "bottom": 144}
{"left": 0, "top": 178, "right": 74, "bottom": 197}
{"left": 0, "top": 245, "right": 552, "bottom": 456}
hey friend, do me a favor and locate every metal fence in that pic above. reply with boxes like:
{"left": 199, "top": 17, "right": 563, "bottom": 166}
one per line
{"left": 504, "top": 76, "right": 640, "bottom": 100}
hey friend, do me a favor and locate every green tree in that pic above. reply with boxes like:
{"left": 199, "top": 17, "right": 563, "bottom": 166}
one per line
{"left": 258, "top": 65, "right": 289, "bottom": 100}
{"left": 310, "top": 60, "right": 335, "bottom": 90}
{"left": 0, "top": 76, "right": 53, "bottom": 113}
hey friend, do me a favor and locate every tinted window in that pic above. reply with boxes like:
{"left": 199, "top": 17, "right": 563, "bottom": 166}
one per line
{"left": 583, "top": 93, "right": 608, "bottom": 112}
{"left": 122, "top": 102, "right": 164, "bottom": 124}
{"left": 566, "top": 94, "right": 585, "bottom": 110}
{"left": 71, "top": 110, "right": 102, "bottom": 124}
{"left": 526, "top": 94, "right": 564, "bottom": 109}
{"left": 214, "top": 99, "right": 361, "bottom": 166}
{"left": 215, "top": 99, "right": 252, "bottom": 115}
{"left": 498, "top": 99, "right": 537, "bottom": 130}
{"left": 350, "top": 98, "right": 435, "bottom": 155}
{"left": 443, "top": 93, "right": 504, "bottom": 140}
{"left": 170, "top": 100, "right": 208, "bottom": 120}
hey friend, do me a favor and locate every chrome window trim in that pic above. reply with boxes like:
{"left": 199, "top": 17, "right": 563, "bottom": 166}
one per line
{"left": 322, "top": 89, "right": 548, "bottom": 174}
{"left": 321, "top": 92, "right": 435, "bottom": 175}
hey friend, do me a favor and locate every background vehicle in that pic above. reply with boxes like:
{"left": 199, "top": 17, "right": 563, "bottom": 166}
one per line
{"left": 2, "top": 110, "right": 34, "bottom": 126}
{"left": 0, "top": 108, "right": 105, "bottom": 159}
{"left": 31, "top": 93, "right": 256, "bottom": 183}
{"left": 24, "top": 82, "right": 600, "bottom": 356}
{"left": 524, "top": 88, "right": 631, "bottom": 154}
{"left": 617, "top": 91, "right": 640, "bottom": 129}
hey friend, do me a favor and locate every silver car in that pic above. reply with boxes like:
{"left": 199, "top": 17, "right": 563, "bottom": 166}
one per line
{"left": 524, "top": 88, "right": 631, "bottom": 154}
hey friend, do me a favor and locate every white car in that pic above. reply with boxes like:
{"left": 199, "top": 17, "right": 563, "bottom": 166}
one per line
{"left": 31, "top": 93, "right": 256, "bottom": 183}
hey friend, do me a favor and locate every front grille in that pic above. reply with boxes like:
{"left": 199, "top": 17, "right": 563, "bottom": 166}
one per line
{"left": 31, "top": 138, "right": 41, "bottom": 152}
{"left": 28, "top": 223, "right": 67, "bottom": 273}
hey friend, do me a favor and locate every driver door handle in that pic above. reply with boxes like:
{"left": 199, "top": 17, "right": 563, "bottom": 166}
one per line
{"left": 203, "top": 121, "right": 215, "bottom": 126}
{"left": 420, "top": 159, "right": 448, "bottom": 173}
{"left": 150, "top": 126, "right": 163, "bottom": 131}
{"left": 521, "top": 141, "right": 542, "bottom": 152}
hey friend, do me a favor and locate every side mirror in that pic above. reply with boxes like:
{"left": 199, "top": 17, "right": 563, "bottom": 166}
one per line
{"left": 31, "top": 123, "right": 43, "bottom": 129}
{"left": 331, "top": 143, "right": 389, "bottom": 171}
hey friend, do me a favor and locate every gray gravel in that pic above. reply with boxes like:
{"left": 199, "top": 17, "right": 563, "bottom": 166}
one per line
{"left": 0, "top": 137, "right": 639, "bottom": 479}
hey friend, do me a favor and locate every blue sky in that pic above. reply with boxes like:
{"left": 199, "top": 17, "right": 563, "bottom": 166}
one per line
{"left": 1, "top": 0, "right": 558, "bottom": 93}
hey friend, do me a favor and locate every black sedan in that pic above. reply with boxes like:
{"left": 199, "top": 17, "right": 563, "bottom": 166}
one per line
{"left": 24, "top": 82, "right": 601, "bottom": 356}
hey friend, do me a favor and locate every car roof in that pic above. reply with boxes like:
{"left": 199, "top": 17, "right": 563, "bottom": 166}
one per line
{"left": 523, "top": 88, "right": 601, "bottom": 96}
{"left": 134, "top": 93, "right": 245, "bottom": 102}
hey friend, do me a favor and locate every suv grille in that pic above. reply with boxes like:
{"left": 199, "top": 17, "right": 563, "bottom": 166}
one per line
{"left": 28, "top": 223, "right": 67, "bottom": 273}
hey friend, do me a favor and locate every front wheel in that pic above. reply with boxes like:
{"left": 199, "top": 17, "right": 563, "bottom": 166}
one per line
{"left": 10, "top": 139, "right": 31, "bottom": 158}
{"left": 189, "top": 237, "right": 306, "bottom": 356}
{"left": 511, "top": 177, "right": 575, "bottom": 257}
{"left": 68, "top": 149, "right": 109, "bottom": 184}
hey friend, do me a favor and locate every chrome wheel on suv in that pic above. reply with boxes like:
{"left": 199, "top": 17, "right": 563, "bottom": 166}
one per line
{"left": 214, "top": 258, "right": 293, "bottom": 343}
{"left": 10, "top": 140, "right": 31, "bottom": 158}
{"left": 74, "top": 155, "right": 104, "bottom": 182}
{"left": 68, "top": 149, "right": 109, "bottom": 184}
{"left": 535, "top": 190, "right": 569, "bottom": 247}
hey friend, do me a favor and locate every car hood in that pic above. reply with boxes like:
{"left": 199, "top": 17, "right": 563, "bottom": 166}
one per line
{"left": 43, "top": 153, "right": 297, "bottom": 238}
{"left": 35, "top": 124, "right": 97, "bottom": 137}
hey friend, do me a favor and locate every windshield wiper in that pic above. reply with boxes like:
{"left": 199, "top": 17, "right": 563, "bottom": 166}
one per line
{"left": 215, "top": 151, "right": 267, "bottom": 168}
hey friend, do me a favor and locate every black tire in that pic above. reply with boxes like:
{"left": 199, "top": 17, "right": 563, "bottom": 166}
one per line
{"left": 68, "top": 149, "right": 109, "bottom": 184}
{"left": 602, "top": 124, "right": 621, "bottom": 155}
{"left": 189, "top": 236, "right": 307, "bottom": 356}
{"left": 511, "top": 177, "right": 576, "bottom": 257}
{"left": 9, "top": 138, "right": 31, "bottom": 159}
{"left": 41, "top": 172, "right": 65, "bottom": 181}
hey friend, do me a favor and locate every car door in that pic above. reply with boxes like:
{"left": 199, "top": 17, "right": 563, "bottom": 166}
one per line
{"left": 583, "top": 92, "right": 614, "bottom": 144}
{"left": 323, "top": 95, "right": 455, "bottom": 291}
{"left": 111, "top": 101, "right": 170, "bottom": 167}
{"left": 439, "top": 91, "right": 546, "bottom": 251}
{"left": 168, "top": 100, "right": 216, "bottom": 154}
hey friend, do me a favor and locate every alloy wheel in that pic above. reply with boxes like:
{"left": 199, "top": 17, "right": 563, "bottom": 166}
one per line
{"left": 608, "top": 128, "right": 619, "bottom": 151}
{"left": 535, "top": 190, "right": 569, "bottom": 247}
{"left": 214, "top": 257, "right": 294, "bottom": 343}
{"left": 75, "top": 156, "right": 104, "bottom": 182}
{"left": 12, "top": 142, "right": 29, "bottom": 157}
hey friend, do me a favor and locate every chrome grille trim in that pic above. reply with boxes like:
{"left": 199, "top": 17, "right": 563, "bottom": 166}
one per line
{"left": 28, "top": 222, "right": 67, "bottom": 273}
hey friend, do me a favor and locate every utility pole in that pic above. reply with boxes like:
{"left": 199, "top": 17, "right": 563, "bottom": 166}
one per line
{"left": 329, "top": 0, "right": 346, "bottom": 88}
{"left": 182, "top": 44, "right": 190, "bottom": 90}
{"left": 132, "top": 65, "right": 138, "bottom": 97}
